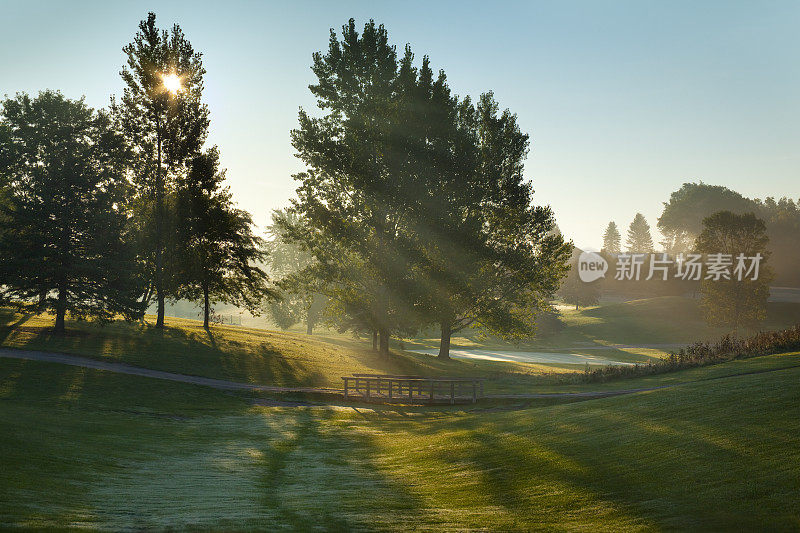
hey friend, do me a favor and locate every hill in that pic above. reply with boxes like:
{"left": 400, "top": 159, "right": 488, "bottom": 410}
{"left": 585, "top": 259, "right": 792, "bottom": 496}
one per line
{"left": 0, "top": 308, "right": 575, "bottom": 391}
{"left": 1, "top": 351, "right": 798, "bottom": 529}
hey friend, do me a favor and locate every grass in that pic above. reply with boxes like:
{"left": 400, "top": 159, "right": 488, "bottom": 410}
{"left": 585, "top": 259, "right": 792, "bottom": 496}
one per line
{"left": 403, "top": 296, "right": 800, "bottom": 358}
{"left": 1, "top": 353, "right": 798, "bottom": 530}
{"left": 0, "top": 308, "right": 578, "bottom": 393}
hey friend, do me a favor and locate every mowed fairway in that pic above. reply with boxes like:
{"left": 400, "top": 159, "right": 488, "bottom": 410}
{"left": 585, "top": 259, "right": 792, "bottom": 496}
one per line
{"left": 1, "top": 353, "right": 799, "bottom": 530}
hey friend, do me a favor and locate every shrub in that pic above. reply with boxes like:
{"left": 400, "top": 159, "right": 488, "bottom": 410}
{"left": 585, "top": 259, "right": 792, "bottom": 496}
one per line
{"left": 582, "top": 324, "right": 800, "bottom": 383}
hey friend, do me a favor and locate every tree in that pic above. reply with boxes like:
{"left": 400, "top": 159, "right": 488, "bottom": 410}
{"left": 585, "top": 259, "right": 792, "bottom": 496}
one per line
{"left": 115, "top": 12, "right": 210, "bottom": 328}
{"left": 291, "top": 19, "right": 423, "bottom": 355}
{"left": 558, "top": 251, "right": 601, "bottom": 310}
{"left": 602, "top": 221, "right": 621, "bottom": 254}
{"left": 409, "top": 90, "right": 571, "bottom": 359}
{"left": 175, "top": 148, "right": 272, "bottom": 329}
{"left": 626, "top": 213, "right": 654, "bottom": 253}
{"left": 265, "top": 209, "right": 327, "bottom": 334}
{"left": 0, "top": 91, "right": 143, "bottom": 333}
{"left": 291, "top": 20, "right": 570, "bottom": 358}
{"left": 696, "top": 211, "right": 772, "bottom": 331}
{"left": 658, "top": 182, "right": 755, "bottom": 255}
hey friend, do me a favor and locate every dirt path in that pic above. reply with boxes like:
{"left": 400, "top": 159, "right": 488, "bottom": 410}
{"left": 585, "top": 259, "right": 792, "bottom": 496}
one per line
{"left": 0, "top": 347, "right": 672, "bottom": 402}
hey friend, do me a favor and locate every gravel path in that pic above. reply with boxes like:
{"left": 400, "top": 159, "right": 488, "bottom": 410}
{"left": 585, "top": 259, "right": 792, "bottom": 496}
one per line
{"left": 0, "top": 348, "right": 340, "bottom": 395}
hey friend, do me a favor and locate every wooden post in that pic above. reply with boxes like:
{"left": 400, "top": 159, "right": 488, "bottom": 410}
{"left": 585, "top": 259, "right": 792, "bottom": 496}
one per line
{"left": 450, "top": 381, "right": 455, "bottom": 405}
{"left": 343, "top": 378, "right": 348, "bottom": 399}
{"left": 408, "top": 380, "right": 413, "bottom": 403}
{"left": 388, "top": 379, "right": 393, "bottom": 399}
{"left": 366, "top": 380, "right": 371, "bottom": 400}
{"left": 429, "top": 379, "right": 434, "bottom": 402}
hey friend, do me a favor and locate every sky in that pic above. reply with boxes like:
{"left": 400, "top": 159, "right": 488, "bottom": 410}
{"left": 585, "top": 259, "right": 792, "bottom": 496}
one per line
{"left": 2, "top": 0, "right": 798, "bottom": 249}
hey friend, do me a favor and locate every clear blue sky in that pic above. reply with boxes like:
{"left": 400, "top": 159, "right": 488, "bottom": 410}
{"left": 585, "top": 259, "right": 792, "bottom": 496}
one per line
{"left": 2, "top": 0, "right": 798, "bottom": 248}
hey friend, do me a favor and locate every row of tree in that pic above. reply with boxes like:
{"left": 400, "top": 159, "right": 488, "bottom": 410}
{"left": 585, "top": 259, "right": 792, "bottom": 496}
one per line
{"left": 562, "top": 209, "right": 774, "bottom": 331}
{"left": 601, "top": 213, "right": 654, "bottom": 254}
{"left": 0, "top": 13, "right": 270, "bottom": 333}
{"left": 1, "top": 16, "right": 572, "bottom": 358}
{"left": 599, "top": 183, "right": 799, "bottom": 287}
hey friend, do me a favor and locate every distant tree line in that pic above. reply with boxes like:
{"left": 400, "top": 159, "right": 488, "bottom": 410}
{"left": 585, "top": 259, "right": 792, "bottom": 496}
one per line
{"left": 586, "top": 182, "right": 786, "bottom": 331}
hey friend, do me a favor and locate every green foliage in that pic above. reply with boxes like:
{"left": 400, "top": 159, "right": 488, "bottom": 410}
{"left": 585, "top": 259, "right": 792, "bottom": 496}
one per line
{"left": 658, "top": 182, "right": 800, "bottom": 283}
{"left": 658, "top": 182, "right": 754, "bottom": 250}
{"left": 625, "top": 212, "right": 654, "bottom": 253}
{"left": 175, "top": 148, "right": 272, "bottom": 327}
{"left": 558, "top": 252, "right": 601, "bottom": 309}
{"left": 291, "top": 20, "right": 418, "bottom": 353}
{"left": 696, "top": 211, "right": 772, "bottom": 330}
{"left": 114, "top": 11, "right": 210, "bottom": 325}
{"left": 0, "top": 91, "right": 143, "bottom": 332}
{"left": 291, "top": 19, "right": 570, "bottom": 356}
{"left": 265, "top": 209, "right": 327, "bottom": 333}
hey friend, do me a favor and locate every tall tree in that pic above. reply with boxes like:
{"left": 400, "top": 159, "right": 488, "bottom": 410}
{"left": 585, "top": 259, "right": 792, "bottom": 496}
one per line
{"left": 0, "top": 91, "right": 143, "bottom": 333}
{"left": 115, "top": 12, "right": 210, "bottom": 328}
{"left": 626, "top": 213, "right": 654, "bottom": 253}
{"left": 409, "top": 90, "right": 570, "bottom": 359}
{"left": 175, "top": 148, "right": 271, "bottom": 329}
{"left": 696, "top": 211, "right": 772, "bottom": 331}
{"left": 291, "top": 19, "right": 420, "bottom": 355}
{"left": 602, "top": 221, "right": 621, "bottom": 254}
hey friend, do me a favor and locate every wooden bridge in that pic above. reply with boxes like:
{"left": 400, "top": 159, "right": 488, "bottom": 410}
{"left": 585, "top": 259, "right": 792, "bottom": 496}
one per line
{"left": 342, "top": 374, "right": 485, "bottom": 404}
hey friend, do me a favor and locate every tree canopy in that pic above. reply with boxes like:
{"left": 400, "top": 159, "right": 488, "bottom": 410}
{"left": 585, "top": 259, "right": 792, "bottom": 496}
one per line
{"left": 0, "top": 91, "right": 143, "bottom": 333}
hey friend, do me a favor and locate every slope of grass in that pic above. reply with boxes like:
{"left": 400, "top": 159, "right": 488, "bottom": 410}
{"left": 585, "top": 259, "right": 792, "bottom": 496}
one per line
{"left": 0, "top": 309, "right": 573, "bottom": 391}
{"left": 1, "top": 354, "right": 798, "bottom": 530}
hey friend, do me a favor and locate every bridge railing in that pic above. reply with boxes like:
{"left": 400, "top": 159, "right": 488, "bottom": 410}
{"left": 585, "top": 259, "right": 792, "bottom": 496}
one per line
{"left": 342, "top": 374, "right": 485, "bottom": 404}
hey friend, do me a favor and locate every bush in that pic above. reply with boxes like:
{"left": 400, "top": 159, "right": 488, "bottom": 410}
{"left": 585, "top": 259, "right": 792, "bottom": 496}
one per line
{"left": 582, "top": 324, "right": 800, "bottom": 383}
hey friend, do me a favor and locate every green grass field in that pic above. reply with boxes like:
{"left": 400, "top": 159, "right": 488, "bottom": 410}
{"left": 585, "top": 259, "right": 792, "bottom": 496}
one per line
{"left": 1, "top": 352, "right": 798, "bottom": 530}
{"left": 0, "top": 308, "right": 581, "bottom": 394}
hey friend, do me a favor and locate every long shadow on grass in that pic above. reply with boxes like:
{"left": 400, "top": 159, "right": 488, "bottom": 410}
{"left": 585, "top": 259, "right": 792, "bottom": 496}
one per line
{"left": 421, "top": 375, "right": 800, "bottom": 530}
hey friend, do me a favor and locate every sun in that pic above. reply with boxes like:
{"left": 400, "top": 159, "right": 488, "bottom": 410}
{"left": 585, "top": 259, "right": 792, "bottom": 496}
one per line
{"left": 161, "top": 72, "right": 183, "bottom": 95}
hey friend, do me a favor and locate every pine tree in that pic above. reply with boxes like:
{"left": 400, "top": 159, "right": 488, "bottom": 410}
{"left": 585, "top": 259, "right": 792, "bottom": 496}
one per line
{"left": 175, "top": 148, "right": 272, "bottom": 329}
{"left": 626, "top": 213, "right": 654, "bottom": 253}
{"left": 115, "top": 12, "right": 210, "bottom": 328}
{"left": 0, "top": 91, "right": 143, "bottom": 333}
{"left": 602, "top": 221, "right": 621, "bottom": 254}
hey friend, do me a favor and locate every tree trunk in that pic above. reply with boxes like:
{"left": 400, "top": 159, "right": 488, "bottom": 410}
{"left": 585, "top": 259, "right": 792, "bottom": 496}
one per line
{"left": 372, "top": 329, "right": 378, "bottom": 351}
{"left": 378, "top": 328, "right": 389, "bottom": 356}
{"left": 305, "top": 313, "right": 313, "bottom": 335}
{"left": 155, "top": 114, "right": 166, "bottom": 329}
{"left": 54, "top": 284, "right": 67, "bottom": 335}
{"left": 438, "top": 322, "right": 452, "bottom": 360}
{"left": 203, "top": 284, "right": 210, "bottom": 329}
